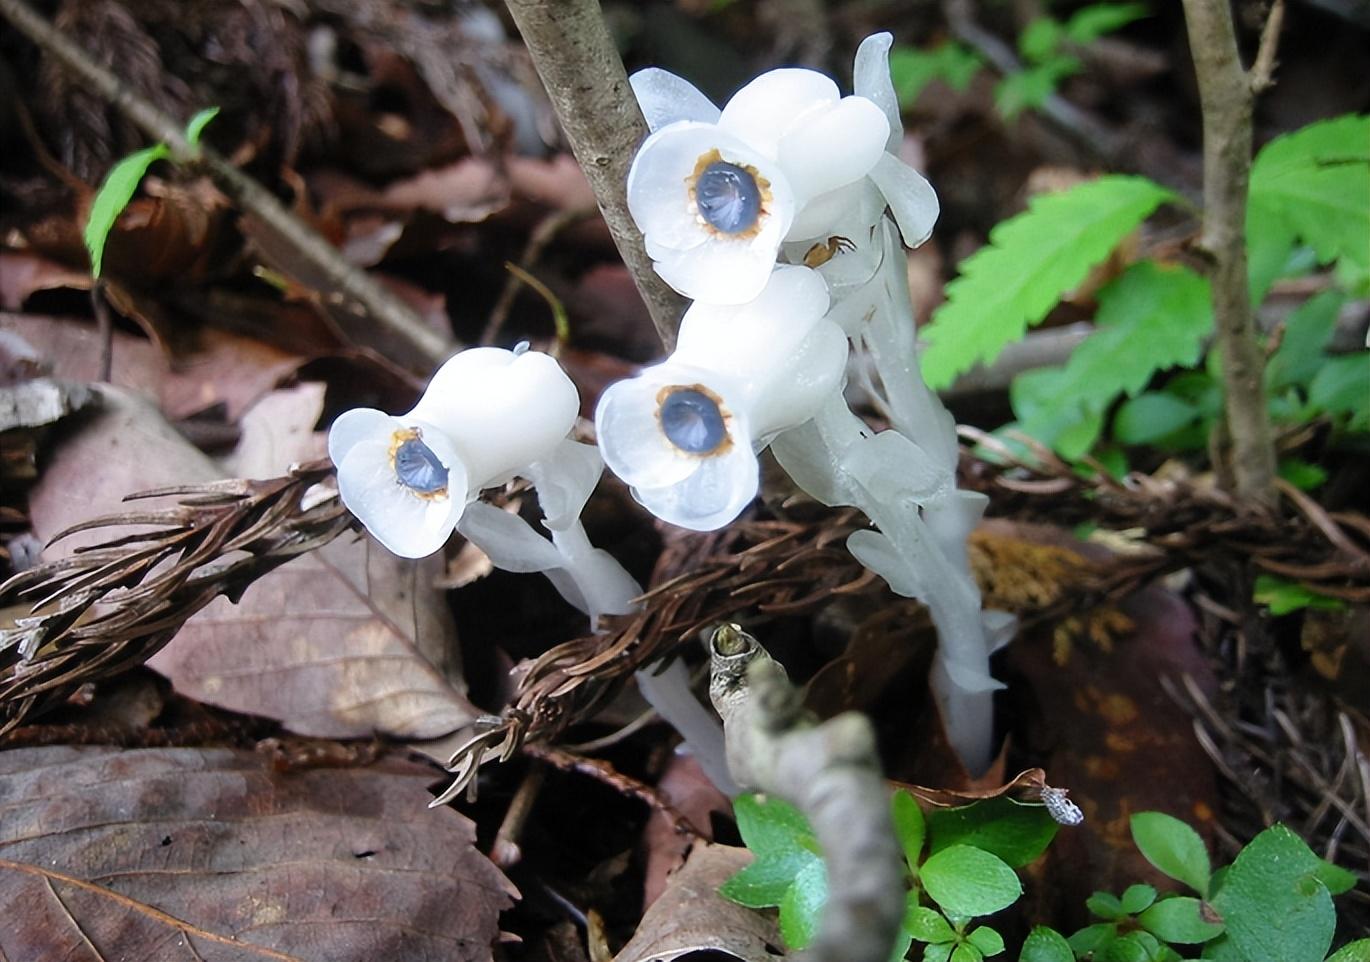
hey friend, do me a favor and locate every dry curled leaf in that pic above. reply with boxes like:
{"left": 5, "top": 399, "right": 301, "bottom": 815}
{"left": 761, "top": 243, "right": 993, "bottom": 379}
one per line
{"left": 613, "top": 844, "right": 782, "bottom": 962}
{"left": 0, "top": 745, "right": 518, "bottom": 961}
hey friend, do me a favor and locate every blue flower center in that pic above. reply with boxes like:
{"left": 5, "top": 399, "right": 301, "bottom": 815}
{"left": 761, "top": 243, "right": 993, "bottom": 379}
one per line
{"left": 394, "top": 437, "right": 449, "bottom": 494}
{"left": 660, "top": 388, "right": 728, "bottom": 454}
{"left": 695, "top": 161, "right": 762, "bottom": 235}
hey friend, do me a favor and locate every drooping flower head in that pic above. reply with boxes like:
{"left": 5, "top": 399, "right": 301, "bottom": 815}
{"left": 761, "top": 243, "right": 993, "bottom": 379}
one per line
{"left": 627, "top": 33, "right": 939, "bottom": 306}
{"left": 595, "top": 265, "right": 848, "bottom": 530}
{"left": 329, "top": 345, "right": 580, "bottom": 558}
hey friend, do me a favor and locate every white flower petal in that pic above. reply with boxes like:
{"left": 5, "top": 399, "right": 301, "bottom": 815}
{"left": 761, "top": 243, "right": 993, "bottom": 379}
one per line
{"left": 853, "top": 32, "right": 902, "bottom": 151}
{"left": 651, "top": 227, "right": 789, "bottom": 304}
{"left": 456, "top": 500, "right": 565, "bottom": 572}
{"left": 718, "top": 68, "right": 839, "bottom": 157}
{"left": 525, "top": 439, "right": 604, "bottom": 531}
{"left": 335, "top": 435, "right": 466, "bottom": 559}
{"left": 410, "top": 347, "right": 579, "bottom": 491}
{"left": 550, "top": 523, "right": 643, "bottom": 623}
{"left": 777, "top": 96, "right": 889, "bottom": 201}
{"left": 631, "top": 67, "right": 721, "bottom": 132}
{"left": 631, "top": 443, "right": 759, "bottom": 531}
{"left": 785, "top": 178, "right": 886, "bottom": 244}
{"left": 327, "top": 408, "right": 397, "bottom": 465}
{"left": 869, "top": 152, "right": 940, "bottom": 249}
{"left": 596, "top": 362, "right": 739, "bottom": 491}
{"left": 747, "top": 319, "right": 849, "bottom": 438}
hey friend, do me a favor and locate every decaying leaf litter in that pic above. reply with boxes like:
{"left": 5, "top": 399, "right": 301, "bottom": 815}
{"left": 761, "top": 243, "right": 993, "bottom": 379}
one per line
{"left": 1, "top": 0, "right": 1368, "bottom": 959}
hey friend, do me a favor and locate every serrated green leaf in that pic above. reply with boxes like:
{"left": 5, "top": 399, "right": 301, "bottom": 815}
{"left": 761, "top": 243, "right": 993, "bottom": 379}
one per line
{"left": 907, "top": 906, "right": 957, "bottom": 943}
{"left": 1308, "top": 353, "right": 1370, "bottom": 429}
{"left": 927, "top": 797, "right": 1059, "bottom": 869}
{"left": 894, "top": 789, "right": 928, "bottom": 871}
{"left": 1121, "top": 883, "right": 1158, "bottom": 914}
{"left": 1327, "top": 939, "right": 1370, "bottom": 962}
{"left": 1138, "top": 896, "right": 1225, "bottom": 943}
{"left": 1204, "top": 824, "right": 1336, "bottom": 962}
{"left": 1058, "top": 261, "right": 1213, "bottom": 407}
{"left": 84, "top": 142, "right": 171, "bottom": 278}
{"left": 921, "top": 845, "right": 1022, "bottom": 918}
{"left": 994, "top": 57, "right": 1080, "bottom": 118}
{"left": 1065, "top": 2, "right": 1149, "bottom": 44}
{"left": 1069, "top": 922, "right": 1118, "bottom": 956}
{"left": 966, "top": 926, "right": 1005, "bottom": 956}
{"left": 921, "top": 175, "right": 1174, "bottom": 388}
{"left": 1247, "top": 115, "right": 1370, "bottom": 303}
{"left": 1019, "top": 17, "right": 1064, "bottom": 62}
{"left": 1113, "top": 392, "right": 1201, "bottom": 444}
{"left": 184, "top": 106, "right": 220, "bottom": 148}
{"left": 1019, "top": 926, "right": 1074, "bottom": 962}
{"left": 1131, "top": 812, "right": 1212, "bottom": 895}
{"left": 1087, "top": 890, "right": 1127, "bottom": 920}
{"left": 1254, "top": 574, "right": 1347, "bottom": 616}
{"left": 1267, "top": 290, "right": 1345, "bottom": 392}
{"left": 778, "top": 857, "right": 827, "bottom": 950}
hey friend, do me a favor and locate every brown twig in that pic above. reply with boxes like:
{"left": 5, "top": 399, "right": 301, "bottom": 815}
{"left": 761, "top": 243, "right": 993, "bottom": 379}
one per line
{"left": 502, "top": 0, "right": 687, "bottom": 350}
{"left": 1250, "top": 0, "right": 1287, "bottom": 93}
{"left": 1180, "top": 0, "right": 1282, "bottom": 507}
{"left": 0, "top": 0, "right": 454, "bottom": 374}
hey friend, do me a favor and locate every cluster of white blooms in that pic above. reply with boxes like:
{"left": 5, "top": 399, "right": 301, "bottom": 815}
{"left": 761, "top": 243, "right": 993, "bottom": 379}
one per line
{"left": 329, "top": 34, "right": 1007, "bottom": 776}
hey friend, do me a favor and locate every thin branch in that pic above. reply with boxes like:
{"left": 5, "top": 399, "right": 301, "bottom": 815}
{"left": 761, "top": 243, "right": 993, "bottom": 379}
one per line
{"left": 0, "top": 0, "right": 454, "bottom": 373}
{"left": 503, "top": 0, "right": 687, "bottom": 350}
{"left": 1250, "top": 0, "right": 1287, "bottom": 93}
{"left": 709, "top": 624, "right": 905, "bottom": 962}
{"left": 1180, "top": 0, "right": 1278, "bottom": 507}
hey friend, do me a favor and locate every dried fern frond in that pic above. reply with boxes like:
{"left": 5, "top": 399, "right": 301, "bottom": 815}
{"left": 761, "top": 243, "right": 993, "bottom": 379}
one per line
{"left": 0, "top": 459, "right": 351, "bottom": 734}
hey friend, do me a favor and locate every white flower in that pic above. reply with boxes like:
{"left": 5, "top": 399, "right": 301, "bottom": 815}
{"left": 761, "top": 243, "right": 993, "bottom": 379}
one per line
{"left": 627, "top": 33, "right": 939, "bottom": 305}
{"left": 595, "top": 266, "right": 847, "bottom": 530}
{"left": 328, "top": 345, "right": 580, "bottom": 559}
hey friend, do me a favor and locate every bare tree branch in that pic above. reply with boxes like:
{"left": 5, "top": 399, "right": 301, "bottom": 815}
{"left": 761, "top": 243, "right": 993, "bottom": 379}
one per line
{"left": 1180, "top": 0, "right": 1279, "bottom": 507}
{"left": 1250, "top": 0, "right": 1288, "bottom": 93}
{"left": 0, "top": 0, "right": 454, "bottom": 373}
{"left": 503, "top": 0, "right": 687, "bottom": 350}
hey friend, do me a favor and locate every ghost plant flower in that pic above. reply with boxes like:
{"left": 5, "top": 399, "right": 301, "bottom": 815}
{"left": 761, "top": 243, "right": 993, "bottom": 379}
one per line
{"left": 596, "top": 265, "right": 847, "bottom": 530}
{"left": 328, "top": 345, "right": 579, "bottom": 559}
{"left": 627, "top": 33, "right": 939, "bottom": 305}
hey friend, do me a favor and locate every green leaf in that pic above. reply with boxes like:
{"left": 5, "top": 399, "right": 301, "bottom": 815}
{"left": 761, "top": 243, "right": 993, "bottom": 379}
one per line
{"left": 966, "top": 926, "right": 1005, "bottom": 957}
{"left": 1254, "top": 574, "right": 1347, "bottom": 616}
{"left": 1087, "top": 890, "right": 1127, "bottom": 920}
{"left": 733, "top": 794, "right": 818, "bottom": 857}
{"left": 1131, "top": 811, "right": 1212, "bottom": 895}
{"left": 994, "top": 58, "right": 1080, "bottom": 118}
{"left": 1103, "top": 931, "right": 1159, "bottom": 962}
{"left": 778, "top": 857, "right": 827, "bottom": 950}
{"left": 1120, "top": 883, "right": 1158, "bottom": 914}
{"left": 927, "top": 797, "right": 1059, "bottom": 869}
{"left": 921, "top": 175, "right": 1175, "bottom": 388}
{"left": 1204, "top": 824, "right": 1336, "bottom": 962}
{"left": 1019, "top": 927, "right": 1074, "bottom": 962}
{"left": 1278, "top": 458, "right": 1328, "bottom": 491}
{"left": 894, "top": 789, "right": 928, "bottom": 871}
{"left": 1008, "top": 369, "right": 1105, "bottom": 459}
{"left": 1019, "top": 17, "right": 1064, "bottom": 62}
{"left": 720, "top": 851, "right": 816, "bottom": 906}
{"left": 721, "top": 794, "right": 825, "bottom": 916}
{"left": 1051, "top": 261, "right": 1213, "bottom": 409}
{"left": 926, "top": 942, "right": 955, "bottom": 962}
{"left": 907, "top": 906, "right": 957, "bottom": 943}
{"left": 84, "top": 142, "right": 170, "bottom": 277}
{"left": 1308, "top": 353, "right": 1370, "bottom": 429}
{"left": 1069, "top": 922, "right": 1118, "bottom": 956}
{"left": 1138, "top": 896, "right": 1225, "bottom": 943}
{"left": 184, "top": 106, "right": 220, "bottom": 148}
{"left": 1247, "top": 115, "right": 1370, "bottom": 303}
{"left": 1113, "top": 392, "right": 1201, "bottom": 444}
{"left": 1311, "top": 858, "right": 1357, "bottom": 896}
{"left": 920, "top": 845, "right": 1022, "bottom": 918}
{"left": 889, "top": 43, "right": 984, "bottom": 105}
{"left": 951, "top": 944, "right": 985, "bottom": 962}
{"left": 1267, "top": 290, "right": 1345, "bottom": 392}
{"left": 1065, "top": 3, "right": 1150, "bottom": 44}
{"left": 1327, "top": 939, "right": 1370, "bottom": 962}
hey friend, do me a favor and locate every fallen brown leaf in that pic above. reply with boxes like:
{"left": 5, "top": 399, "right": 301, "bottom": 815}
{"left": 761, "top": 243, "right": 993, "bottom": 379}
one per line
{"left": 0, "top": 745, "right": 518, "bottom": 961}
{"left": 613, "top": 843, "right": 782, "bottom": 962}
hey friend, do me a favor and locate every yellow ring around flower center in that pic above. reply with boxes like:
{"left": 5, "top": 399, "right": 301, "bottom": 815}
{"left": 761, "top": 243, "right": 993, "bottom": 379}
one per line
{"left": 685, "top": 148, "right": 773, "bottom": 240}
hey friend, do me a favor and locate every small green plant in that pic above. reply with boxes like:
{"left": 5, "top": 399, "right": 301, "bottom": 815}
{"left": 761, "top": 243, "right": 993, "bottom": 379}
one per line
{"left": 83, "top": 106, "right": 219, "bottom": 277}
{"left": 888, "top": 3, "right": 1149, "bottom": 119}
{"left": 720, "top": 797, "right": 1364, "bottom": 961}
